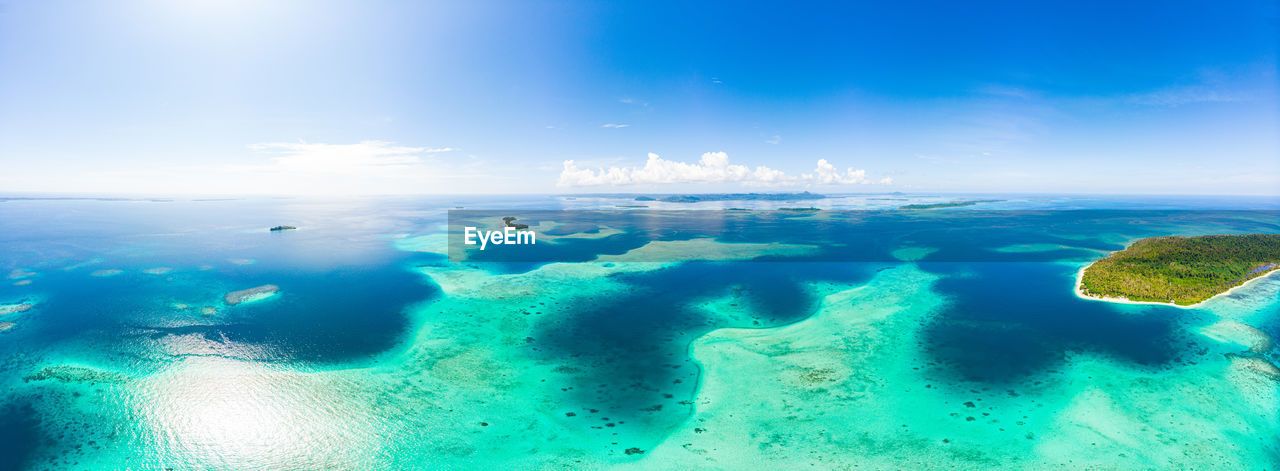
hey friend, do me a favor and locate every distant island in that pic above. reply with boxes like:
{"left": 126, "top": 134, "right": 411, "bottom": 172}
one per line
{"left": 270, "top": 225, "right": 297, "bottom": 231}
{"left": 502, "top": 216, "right": 529, "bottom": 230}
{"left": 629, "top": 192, "right": 826, "bottom": 203}
{"left": 899, "top": 199, "right": 1002, "bottom": 210}
{"left": 1078, "top": 234, "right": 1280, "bottom": 306}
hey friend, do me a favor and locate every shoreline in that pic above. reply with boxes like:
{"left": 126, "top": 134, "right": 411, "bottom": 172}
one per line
{"left": 1074, "top": 261, "right": 1280, "bottom": 309}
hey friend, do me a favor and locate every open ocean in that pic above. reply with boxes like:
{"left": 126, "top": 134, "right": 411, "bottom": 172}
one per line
{"left": 1, "top": 194, "right": 1278, "bottom": 469}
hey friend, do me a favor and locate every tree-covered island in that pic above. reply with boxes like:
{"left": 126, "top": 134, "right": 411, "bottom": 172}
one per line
{"left": 1078, "top": 234, "right": 1280, "bottom": 306}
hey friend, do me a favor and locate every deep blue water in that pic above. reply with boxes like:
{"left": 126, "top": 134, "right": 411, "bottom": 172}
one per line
{"left": 532, "top": 261, "right": 879, "bottom": 424}
{"left": 0, "top": 198, "right": 447, "bottom": 367}
{"left": 921, "top": 262, "right": 1199, "bottom": 383}
{"left": 0, "top": 401, "right": 39, "bottom": 471}
{"left": 0, "top": 194, "right": 1278, "bottom": 468}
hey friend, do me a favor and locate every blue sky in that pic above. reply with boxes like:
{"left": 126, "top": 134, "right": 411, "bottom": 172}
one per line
{"left": 0, "top": 0, "right": 1277, "bottom": 195}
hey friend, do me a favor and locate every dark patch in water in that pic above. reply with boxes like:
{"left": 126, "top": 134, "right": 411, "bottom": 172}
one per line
{"left": 920, "top": 262, "right": 1201, "bottom": 383}
{"left": 533, "top": 262, "right": 874, "bottom": 434}
{"left": 0, "top": 401, "right": 41, "bottom": 471}
{"left": 10, "top": 252, "right": 437, "bottom": 365}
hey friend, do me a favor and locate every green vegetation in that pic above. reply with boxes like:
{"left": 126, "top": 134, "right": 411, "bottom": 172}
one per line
{"left": 1079, "top": 234, "right": 1280, "bottom": 306}
{"left": 899, "top": 199, "right": 1002, "bottom": 210}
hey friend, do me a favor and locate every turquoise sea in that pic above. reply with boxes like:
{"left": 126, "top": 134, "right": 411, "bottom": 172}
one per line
{"left": 1, "top": 194, "right": 1278, "bottom": 469}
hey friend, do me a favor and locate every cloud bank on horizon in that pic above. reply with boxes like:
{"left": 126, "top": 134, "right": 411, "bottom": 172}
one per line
{"left": 558, "top": 152, "right": 891, "bottom": 187}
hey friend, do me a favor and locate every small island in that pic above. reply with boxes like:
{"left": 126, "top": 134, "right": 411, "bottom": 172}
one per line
{"left": 502, "top": 217, "right": 529, "bottom": 230}
{"left": 270, "top": 225, "right": 297, "bottom": 231}
{"left": 224, "top": 284, "right": 280, "bottom": 305}
{"left": 630, "top": 192, "right": 825, "bottom": 203}
{"left": 899, "top": 199, "right": 1002, "bottom": 210}
{"left": 1078, "top": 234, "right": 1280, "bottom": 306}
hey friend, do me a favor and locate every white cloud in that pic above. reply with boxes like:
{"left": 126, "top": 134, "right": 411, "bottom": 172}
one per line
{"left": 1125, "top": 85, "right": 1248, "bottom": 106}
{"left": 218, "top": 140, "right": 482, "bottom": 194}
{"left": 4, "top": 140, "right": 496, "bottom": 196}
{"left": 976, "top": 85, "right": 1035, "bottom": 99}
{"left": 807, "top": 158, "right": 872, "bottom": 184}
{"left": 602, "top": 123, "right": 630, "bottom": 128}
{"left": 1122, "top": 68, "right": 1272, "bottom": 106}
{"left": 765, "top": 135, "right": 781, "bottom": 145}
{"left": 247, "top": 141, "right": 429, "bottom": 175}
{"left": 558, "top": 152, "right": 889, "bottom": 187}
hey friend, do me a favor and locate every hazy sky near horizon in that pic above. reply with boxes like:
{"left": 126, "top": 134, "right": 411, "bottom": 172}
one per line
{"left": 1, "top": 1, "right": 1278, "bottom": 195}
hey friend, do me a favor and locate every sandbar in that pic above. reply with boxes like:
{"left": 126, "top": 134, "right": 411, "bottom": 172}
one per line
{"left": 224, "top": 285, "right": 280, "bottom": 305}
{"left": 0, "top": 303, "right": 33, "bottom": 315}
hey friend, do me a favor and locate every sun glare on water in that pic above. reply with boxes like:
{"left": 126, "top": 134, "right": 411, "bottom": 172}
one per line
{"left": 132, "top": 357, "right": 378, "bottom": 469}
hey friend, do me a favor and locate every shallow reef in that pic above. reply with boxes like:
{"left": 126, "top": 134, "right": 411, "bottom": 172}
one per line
{"left": 5, "top": 215, "right": 1280, "bottom": 469}
{"left": 223, "top": 285, "right": 280, "bottom": 305}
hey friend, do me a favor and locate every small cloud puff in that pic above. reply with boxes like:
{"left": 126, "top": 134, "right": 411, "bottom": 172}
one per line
{"left": 1126, "top": 85, "right": 1248, "bottom": 106}
{"left": 248, "top": 141, "right": 429, "bottom": 174}
{"left": 558, "top": 152, "right": 890, "bottom": 187}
